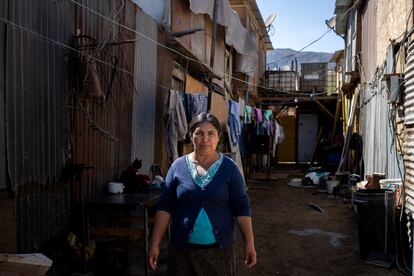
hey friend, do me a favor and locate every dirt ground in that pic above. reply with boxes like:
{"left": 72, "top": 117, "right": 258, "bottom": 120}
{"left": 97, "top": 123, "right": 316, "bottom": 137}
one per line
{"left": 235, "top": 165, "right": 407, "bottom": 276}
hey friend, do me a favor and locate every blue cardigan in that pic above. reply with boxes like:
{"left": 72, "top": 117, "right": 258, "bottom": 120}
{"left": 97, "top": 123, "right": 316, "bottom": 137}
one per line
{"left": 157, "top": 155, "right": 251, "bottom": 250}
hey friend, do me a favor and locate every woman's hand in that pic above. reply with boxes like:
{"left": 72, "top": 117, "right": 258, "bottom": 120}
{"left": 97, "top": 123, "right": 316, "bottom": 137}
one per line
{"left": 236, "top": 216, "right": 257, "bottom": 268}
{"left": 148, "top": 243, "right": 159, "bottom": 270}
{"left": 148, "top": 210, "right": 171, "bottom": 270}
{"left": 244, "top": 241, "right": 257, "bottom": 269}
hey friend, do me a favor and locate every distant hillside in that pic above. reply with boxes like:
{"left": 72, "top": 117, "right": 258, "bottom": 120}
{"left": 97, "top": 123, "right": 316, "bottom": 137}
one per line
{"left": 267, "top": 48, "right": 334, "bottom": 71}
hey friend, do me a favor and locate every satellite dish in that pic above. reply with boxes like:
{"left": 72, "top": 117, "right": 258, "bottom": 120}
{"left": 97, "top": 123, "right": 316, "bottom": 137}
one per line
{"left": 326, "top": 16, "right": 336, "bottom": 29}
{"left": 265, "top": 13, "right": 277, "bottom": 28}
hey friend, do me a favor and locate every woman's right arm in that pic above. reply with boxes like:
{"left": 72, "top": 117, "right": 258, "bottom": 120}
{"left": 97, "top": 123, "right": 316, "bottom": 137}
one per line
{"left": 149, "top": 210, "right": 171, "bottom": 270}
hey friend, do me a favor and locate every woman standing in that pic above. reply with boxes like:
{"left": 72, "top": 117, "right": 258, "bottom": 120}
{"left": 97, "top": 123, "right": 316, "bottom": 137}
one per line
{"left": 149, "top": 112, "right": 256, "bottom": 275}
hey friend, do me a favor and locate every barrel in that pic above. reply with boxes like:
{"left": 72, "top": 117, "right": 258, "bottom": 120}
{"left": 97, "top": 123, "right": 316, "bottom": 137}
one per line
{"left": 354, "top": 189, "right": 395, "bottom": 260}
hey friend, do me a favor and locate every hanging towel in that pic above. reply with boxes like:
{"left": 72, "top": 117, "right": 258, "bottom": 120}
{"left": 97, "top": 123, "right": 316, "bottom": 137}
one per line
{"left": 228, "top": 100, "right": 241, "bottom": 146}
{"left": 164, "top": 89, "right": 188, "bottom": 161}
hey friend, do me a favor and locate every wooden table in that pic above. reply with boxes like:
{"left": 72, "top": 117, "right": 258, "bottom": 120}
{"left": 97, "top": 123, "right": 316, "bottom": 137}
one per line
{"left": 86, "top": 192, "right": 160, "bottom": 275}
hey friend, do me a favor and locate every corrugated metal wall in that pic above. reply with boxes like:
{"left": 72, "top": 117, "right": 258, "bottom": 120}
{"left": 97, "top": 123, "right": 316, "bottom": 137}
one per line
{"left": 403, "top": 41, "right": 414, "bottom": 212}
{"left": 0, "top": 0, "right": 7, "bottom": 190}
{"left": 2, "top": 0, "right": 74, "bottom": 252}
{"left": 358, "top": 0, "right": 403, "bottom": 181}
{"left": 360, "top": 0, "right": 377, "bottom": 83}
{"left": 359, "top": 65, "right": 403, "bottom": 178}
{"left": 345, "top": 8, "right": 357, "bottom": 83}
{"left": 132, "top": 10, "right": 158, "bottom": 174}
{"left": 72, "top": 0, "right": 136, "bottom": 198}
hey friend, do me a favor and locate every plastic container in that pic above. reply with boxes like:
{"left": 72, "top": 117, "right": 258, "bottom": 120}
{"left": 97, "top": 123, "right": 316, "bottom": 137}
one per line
{"left": 379, "top": 178, "right": 402, "bottom": 205}
{"left": 354, "top": 189, "right": 395, "bottom": 261}
{"left": 326, "top": 180, "right": 339, "bottom": 194}
{"left": 107, "top": 182, "right": 125, "bottom": 194}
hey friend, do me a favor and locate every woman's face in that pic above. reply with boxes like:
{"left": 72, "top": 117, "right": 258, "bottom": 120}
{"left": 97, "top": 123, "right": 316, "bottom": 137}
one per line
{"left": 191, "top": 121, "right": 220, "bottom": 156}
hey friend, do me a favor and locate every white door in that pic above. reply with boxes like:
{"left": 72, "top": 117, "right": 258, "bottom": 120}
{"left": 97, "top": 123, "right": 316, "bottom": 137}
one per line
{"left": 297, "top": 114, "right": 318, "bottom": 163}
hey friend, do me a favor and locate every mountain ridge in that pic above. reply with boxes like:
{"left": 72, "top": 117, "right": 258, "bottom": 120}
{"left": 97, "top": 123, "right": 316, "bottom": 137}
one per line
{"left": 267, "top": 48, "right": 334, "bottom": 71}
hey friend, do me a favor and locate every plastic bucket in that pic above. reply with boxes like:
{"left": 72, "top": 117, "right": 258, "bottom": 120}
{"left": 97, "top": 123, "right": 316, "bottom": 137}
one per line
{"left": 354, "top": 189, "right": 395, "bottom": 260}
{"left": 379, "top": 179, "right": 402, "bottom": 205}
{"left": 326, "top": 180, "right": 339, "bottom": 194}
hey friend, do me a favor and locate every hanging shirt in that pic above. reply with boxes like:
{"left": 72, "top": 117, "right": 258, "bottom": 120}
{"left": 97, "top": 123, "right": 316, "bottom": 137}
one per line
{"left": 164, "top": 89, "right": 188, "bottom": 161}
{"left": 254, "top": 107, "right": 263, "bottom": 122}
{"left": 245, "top": 106, "right": 253, "bottom": 124}
{"left": 190, "top": 93, "right": 208, "bottom": 118}
{"left": 272, "top": 121, "right": 285, "bottom": 157}
{"left": 228, "top": 100, "right": 241, "bottom": 146}
{"left": 254, "top": 108, "right": 263, "bottom": 135}
{"left": 263, "top": 110, "right": 273, "bottom": 136}
{"left": 185, "top": 154, "right": 224, "bottom": 245}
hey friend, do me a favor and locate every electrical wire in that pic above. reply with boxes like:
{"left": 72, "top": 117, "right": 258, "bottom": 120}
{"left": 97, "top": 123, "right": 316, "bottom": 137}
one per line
{"left": 67, "top": 0, "right": 337, "bottom": 96}
{"left": 266, "top": 0, "right": 361, "bottom": 67}
{"left": 3, "top": 13, "right": 331, "bottom": 98}
{"left": 0, "top": 16, "right": 173, "bottom": 93}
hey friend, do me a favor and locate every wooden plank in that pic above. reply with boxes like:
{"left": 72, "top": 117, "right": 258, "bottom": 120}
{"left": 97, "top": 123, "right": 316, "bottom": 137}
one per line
{"left": 90, "top": 227, "right": 145, "bottom": 238}
{"left": 115, "top": 216, "right": 154, "bottom": 224}
{"left": 0, "top": 253, "right": 52, "bottom": 275}
{"left": 315, "top": 100, "right": 334, "bottom": 120}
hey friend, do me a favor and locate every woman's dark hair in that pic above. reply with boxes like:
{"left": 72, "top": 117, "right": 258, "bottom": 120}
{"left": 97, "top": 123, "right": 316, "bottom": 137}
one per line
{"left": 188, "top": 112, "right": 221, "bottom": 136}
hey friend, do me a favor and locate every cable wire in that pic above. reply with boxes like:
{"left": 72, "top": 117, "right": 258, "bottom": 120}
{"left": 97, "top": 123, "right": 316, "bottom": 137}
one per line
{"left": 266, "top": 0, "right": 361, "bottom": 67}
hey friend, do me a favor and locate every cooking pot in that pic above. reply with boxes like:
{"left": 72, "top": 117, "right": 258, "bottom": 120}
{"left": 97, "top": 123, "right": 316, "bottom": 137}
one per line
{"left": 108, "top": 182, "right": 125, "bottom": 194}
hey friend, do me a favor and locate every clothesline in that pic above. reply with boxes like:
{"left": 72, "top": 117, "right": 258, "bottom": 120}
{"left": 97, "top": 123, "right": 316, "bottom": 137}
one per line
{"left": 164, "top": 89, "right": 286, "bottom": 163}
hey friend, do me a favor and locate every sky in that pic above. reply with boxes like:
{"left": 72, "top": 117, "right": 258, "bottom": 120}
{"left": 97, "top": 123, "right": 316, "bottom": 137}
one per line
{"left": 256, "top": 0, "right": 345, "bottom": 53}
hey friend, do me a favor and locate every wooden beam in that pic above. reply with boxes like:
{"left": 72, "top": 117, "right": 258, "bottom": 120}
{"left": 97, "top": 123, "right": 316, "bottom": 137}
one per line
{"left": 311, "top": 127, "right": 324, "bottom": 165}
{"left": 315, "top": 99, "right": 334, "bottom": 120}
{"left": 332, "top": 93, "right": 342, "bottom": 142}
{"left": 90, "top": 227, "right": 144, "bottom": 238}
{"left": 0, "top": 253, "right": 52, "bottom": 275}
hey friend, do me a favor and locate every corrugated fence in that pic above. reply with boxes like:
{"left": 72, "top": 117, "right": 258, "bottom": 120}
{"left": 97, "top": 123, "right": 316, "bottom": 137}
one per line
{"left": 1, "top": 0, "right": 74, "bottom": 252}
{"left": 0, "top": 0, "right": 160, "bottom": 256}
{"left": 404, "top": 40, "right": 414, "bottom": 213}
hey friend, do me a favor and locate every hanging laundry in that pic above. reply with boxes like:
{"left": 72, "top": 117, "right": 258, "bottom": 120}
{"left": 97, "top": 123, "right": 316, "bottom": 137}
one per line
{"left": 254, "top": 107, "right": 263, "bottom": 122}
{"left": 263, "top": 109, "right": 273, "bottom": 136}
{"left": 254, "top": 108, "right": 263, "bottom": 135}
{"left": 191, "top": 93, "right": 208, "bottom": 118}
{"left": 272, "top": 121, "right": 285, "bottom": 157}
{"left": 228, "top": 100, "right": 241, "bottom": 146}
{"left": 239, "top": 97, "right": 246, "bottom": 119}
{"left": 183, "top": 93, "right": 208, "bottom": 122}
{"left": 245, "top": 105, "right": 253, "bottom": 124}
{"left": 164, "top": 89, "right": 188, "bottom": 161}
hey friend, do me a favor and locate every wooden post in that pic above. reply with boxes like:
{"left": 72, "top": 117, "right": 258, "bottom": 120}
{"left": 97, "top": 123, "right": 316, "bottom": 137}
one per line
{"left": 332, "top": 92, "right": 341, "bottom": 143}
{"left": 311, "top": 127, "right": 324, "bottom": 165}
{"left": 207, "top": 0, "right": 218, "bottom": 112}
